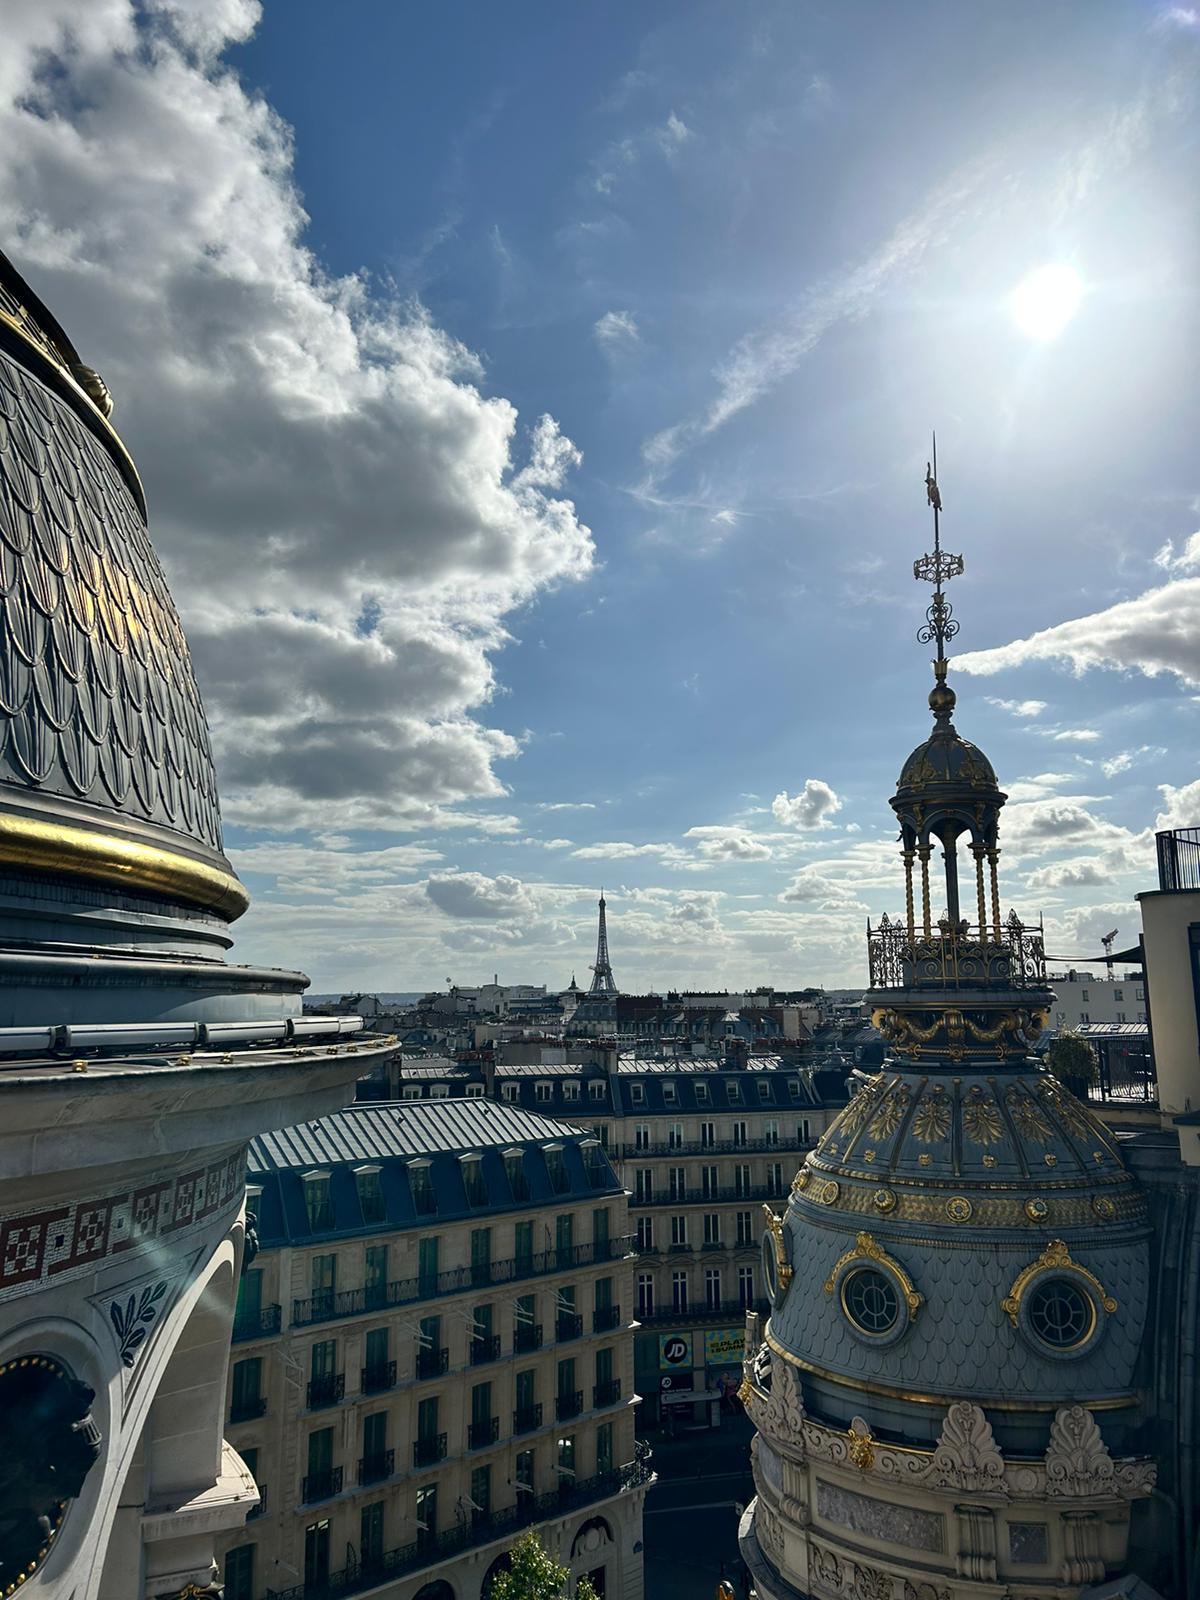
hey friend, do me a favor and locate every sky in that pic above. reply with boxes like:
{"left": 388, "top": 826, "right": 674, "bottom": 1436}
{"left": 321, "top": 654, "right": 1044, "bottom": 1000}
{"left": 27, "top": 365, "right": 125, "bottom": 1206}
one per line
{"left": 2, "top": 0, "right": 1199, "bottom": 994}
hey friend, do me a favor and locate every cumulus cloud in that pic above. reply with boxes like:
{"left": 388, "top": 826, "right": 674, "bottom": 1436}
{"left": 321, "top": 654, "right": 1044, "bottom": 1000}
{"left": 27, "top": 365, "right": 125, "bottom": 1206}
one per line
{"left": 1025, "top": 858, "right": 1114, "bottom": 891}
{"left": 778, "top": 870, "right": 863, "bottom": 908}
{"left": 1157, "top": 777, "right": 1200, "bottom": 832}
{"left": 0, "top": 2, "right": 591, "bottom": 830}
{"left": 684, "top": 826, "right": 772, "bottom": 862}
{"left": 594, "top": 310, "right": 640, "bottom": 346}
{"left": 654, "top": 112, "right": 692, "bottom": 154}
{"left": 772, "top": 780, "right": 842, "bottom": 830}
{"left": 955, "top": 578, "right": 1200, "bottom": 688}
{"left": 986, "top": 697, "right": 1048, "bottom": 717}
{"left": 425, "top": 872, "right": 536, "bottom": 920}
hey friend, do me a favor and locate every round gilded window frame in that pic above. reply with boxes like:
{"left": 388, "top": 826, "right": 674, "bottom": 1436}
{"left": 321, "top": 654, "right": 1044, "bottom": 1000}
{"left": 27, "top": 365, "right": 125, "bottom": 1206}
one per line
{"left": 1016, "top": 1269, "right": 1106, "bottom": 1360}
{"left": 830, "top": 1258, "right": 914, "bottom": 1349}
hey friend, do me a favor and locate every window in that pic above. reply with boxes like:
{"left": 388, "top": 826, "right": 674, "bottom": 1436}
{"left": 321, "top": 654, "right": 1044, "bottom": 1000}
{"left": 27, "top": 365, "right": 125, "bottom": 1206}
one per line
{"left": 1080, "top": 1012, "right": 1090, "bottom": 1023}
{"left": 545, "top": 1145, "right": 569, "bottom": 1194}
{"left": 634, "top": 1123, "right": 651, "bottom": 1151}
{"left": 738, "top": 1265, "right": 755, "bottom": 1308}
{"left": 595, "top": 1345, "right": 614, "bottom": 1390}
{"left": 799, "top": 1118, "right": 811, "bottom": 1144}
{"left": 361, "top": 1503, "right": 384, "bottom": 1570}
{"left": 471, "top": 1227, "right": 492, "bottom": 1285}
{"left": 766, "top": 1162, "right": 784, "bottom": 1199}
{"left": 842, "top": 1268, "right": 900, "bottom": 1335}
{"left": 671, "top": 1215, "right": 687, "bottom": 1247}
{"left": 700, "top": 1121, "right": 716, "bottom": 1149}
{"left": 364, "top": 1244, "right": 388, "bottom": 1306}
{"left": 700, "top": 1165, "right": 718, "bottom": 1199}
{"left": 307, "top": 1427, "right": 334, "bottom": 1479}
{"left": 558, "top": 1435, "right": 576, "bottom": 1477}
{"left": 1114, "top": 989, "right": 1124, "bottom": 1002}
{"left": 516, "top": 1448, "right": 535, "bottom": 1494}
{"left": 668, "top": 1122, "right": 684, "bottom": 1150}
{"left": 310, "top": 1338, "right": 336, "bottom": 1381}
{"left": 472, "top": 1302, "right": 495, "bottom": 1360}
{"left": 629, "top": 1082, "right": 646, "bottom": 1105}
{"left": 418, "top": 1237, "right": 439, "bottom": 1295}
{"left": 635, "top": 1170, "right": 653, "bottom": 1203}
{"left": 563, "top": 1081, "right": 581, "bottom": 1102}
{"left": 726, "top": 1082, "right": 742, "bottom": 1104}
{"left": 636, "top": 1216, "right": 654, "bottom": 1251}
{"left": 592, "top": 1208, "right": 610, "bottom": 1249}
{"left": 364, "top": 1327, "right": 389, "bottom": 1378}
{"left": 402, "top": 1084, "right": 423, "bottom": 1100}
{"left": 596, "top": 1421, "right": 614, "bottom": 1476}
{"left": 536, "top": 1082, "right": 552, "bottom": 1102}
{"left": 362, "top": 1410, "right": 387, "bottom": 1464}
{"left": 470, "top": 1464, "right": 491, "bottom": 1520}
{"left": 355, "top": 1166, "right": 385, "bottom": 1225}
{"left": 430, "top": 1084, "right": 449, "bottom": 1099}
{"left": 417, "top": 1316, "right": 442, "bottom": 1376}
{"left": 734, "top": 1164, "right": 752, "bottom": 1198}
{"left": 1027, "top": 1279, "right": 1093, "bottom": 1349}
{"left": 594, "top": 1276, "right": 613, "bottom": 1316}
{"left": 303, "top": 1173, "right": 333, "bottom": 1231}
{"left": 514, "top": 1220, "right": 534, "bottom": 1270}
{"left": 504, "top": 1149, "right": 530, "bottom": 1201}
{"left": 461, "top": 1156, "right": 487, "bottom": 1207}
{"left": 1136, "top": 987, "right": 1145, "bottom": 1001}
{"left": 1117, "top": 1012, "right": 1126, "bottom": 1023}
{"left": 669, "top": 1167, "right": 687, "bottom": 1201}
{"left": 663, "top": 1082, "right": 678, "bottom": 1105}
{"left": 514, "top": 1293, "right": 536, "bottom": 1343}
{"left": 224, "top": 1545, "right": 255, "bottom": 1600}
{"left": 637, "top": 1274, "right": 655, "bottom": 1317}
{"left": 788, "top": 1079, "right": 802, "bottom": 1100}
{"left": 311, "top": 1254, "right": 336, "bottom": 1316}
{"left": 672, "top": 1272, "right": 689, "bottom": 1314}
{"left": 764, "top": 1118, "right": 779, "bottom": 1147}
{"left": 556, "top": 1214, "right": 574, "bottom": 1264}
{"left": 304, "top": 1522, "right": 330, "bottom": 1591}
{"left": 415, "top": 1484, "right": 437, "bottom": 1547}
{"left": 736, "top": 1211, "right": 753, "bottom": 1247}
{"left": 705, "top": 1268, "right": 722, "bottom": 1310}
{"left": 732, "top": 1121, "right": 748, "bottom": 1148}
{"left": 409, "top": 1161, "right": 436, "bottom": 1216}
{"left": 417, "top": 1395, "right": 439, "bottom": 1441}
{"left": 237, "top": 1267, "right": 263, "bottom": 1327}
{"left": 589, "top": 1080, "right": 606, "bottom": 1101}
{"left": 757, "top": 1080, "right": 771, "bottom": 1102}
{"left": 230, "top": 1358, "right": 263, "bottom": 1422}
{"left": 557, "top": 1356, "right": 576, "bottom": 1398}
{"left": 1081, "top": 989, "right": 1090, "bottom": 1001}
{"left": 471, "top": 1380, "right": 493, "bottom": 1440}
{"left": 466, "top": 1082, "right": 485, "bottom": 1098}
{"left": 695, "top": 1081, "right": 710, "bottom": 1105}
{"left": 501, "top": 1083, "right": 519, "bottom": 1102}
{"left": 703, "top": 1213, "right": 720, "bottom": 1246}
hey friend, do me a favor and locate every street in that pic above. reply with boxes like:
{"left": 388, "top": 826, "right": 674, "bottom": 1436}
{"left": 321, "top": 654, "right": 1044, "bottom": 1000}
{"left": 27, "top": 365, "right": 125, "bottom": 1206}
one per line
{"left": 640, "top": 1415, "right": 756, "bottom": 1600}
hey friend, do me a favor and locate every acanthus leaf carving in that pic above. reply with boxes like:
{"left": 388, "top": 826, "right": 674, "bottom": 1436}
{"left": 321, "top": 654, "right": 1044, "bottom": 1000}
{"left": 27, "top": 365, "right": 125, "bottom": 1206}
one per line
{"left": 1044, "top": 1406, "right": 1115, "bottom": 1497}
{"left": 925, "top": 1401, "right": 1006, "bottom": 1495}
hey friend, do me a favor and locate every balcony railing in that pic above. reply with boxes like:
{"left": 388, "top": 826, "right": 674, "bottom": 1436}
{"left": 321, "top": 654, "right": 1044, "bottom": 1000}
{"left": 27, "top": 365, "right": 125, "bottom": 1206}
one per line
{"left": 291, "top": 1238, "right": 634, "bottom": 1328}
{"left": 229, "top": 1395, "right": 267, "bottom": 1424}
{"left": 556, "top": 1314, "right": 583, "bottom": 1343}
{"left": 593, "top": 1379, "right": 622, "bottom": 1409}
{"left": 358, "top": 1450, "right": 394, "bottom": 1486}
{"left": 635, "top": 1298, "right": 769, "bottom": 1326}
{"left": 513, "top": 1324, "right": 543, "bottom": 1354}
{"left": 265, "top": 1460, "right": 655, "bottom": 1600}
{"left": 556, "top": 1390, "right": 583, "bottom": 1422}
{"left": 593, "top": 1305, "right": 621, "bottom": 1333}
{"left": 232, "top": 1304, "right": 282, "bottom": 1343}
{"left": 866, "top": 913, "right": 1047, "bottom": 991}
{"left": 637, "top": 1188, "right": 780, "bottom": 1207}
{"left": 1158, "top": 826, "right": 1200, "bottom": 891}
{"left": 361, "top": 1362, "right": 396, "bottom": 1396}
{"left": 620, "top": 1139, "right": 802, "bottom": 1159}
{"left": 513, "top": 1403, "right": 543, "bottom": 1435}
{"left": 413, "top": 1434, "right": 447, "bottom": 1468}
{"left": 302, "top": 1467, "right": 343, "bottom": 1503}
{"left": 468, "top": 1417, "right": 500, "bottom": 1449}
{"left": 470, "top": 1334, "right": 502, "bottom": 1367}
{"left": 307, "top": 1373, "right": 345, "bottom": 1410}
{"left": 415, "top": 1346, "right": 449, "bottom": 1380}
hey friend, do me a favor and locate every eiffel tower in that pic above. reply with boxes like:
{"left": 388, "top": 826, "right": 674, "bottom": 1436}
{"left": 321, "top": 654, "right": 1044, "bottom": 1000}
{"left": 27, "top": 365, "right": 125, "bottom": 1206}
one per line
{"left": 587, "top": 891, "right": 618, "bottom": 995}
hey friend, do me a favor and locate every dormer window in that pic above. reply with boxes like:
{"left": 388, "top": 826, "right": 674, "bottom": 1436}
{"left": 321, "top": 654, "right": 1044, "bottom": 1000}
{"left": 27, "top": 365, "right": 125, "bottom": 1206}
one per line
{"left": 726, "top": 1082, "right": 742, "bottom": 1104}
{"left": 695, "top": 1082, "right": 710, "bottom": 1105}
{"left": 354, "top": 1165, "right": 385, "bottom": 1225}
{"left": 460, "top": 1154, "right": 487, "bottom": 1207}
{"left": 409, "top": 1159, "right": 436, "bottom": 1217}
{"left": 544, "top": 1144, "right": 569, "bottom": 1195}
{"left": 563, "top": 1081, "right": 580, "bottom": 1102}
{"left": 663, "top": 1083, "right": 678, "bottom": 1105}
{"left": 503, "top": 1148, "right": 530, "bottom": 1202}
{"left": 629, "top": 1082, "right": 645, "bottom": 1105}
{"left": 302, "top": 1171, "right": 333, "bottom": 1231}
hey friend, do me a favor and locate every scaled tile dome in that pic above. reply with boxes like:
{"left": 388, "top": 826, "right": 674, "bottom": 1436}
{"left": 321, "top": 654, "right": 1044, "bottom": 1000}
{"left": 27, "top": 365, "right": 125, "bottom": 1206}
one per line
{"left": 895, "top": 678, "right": 1000, "bottom": 802}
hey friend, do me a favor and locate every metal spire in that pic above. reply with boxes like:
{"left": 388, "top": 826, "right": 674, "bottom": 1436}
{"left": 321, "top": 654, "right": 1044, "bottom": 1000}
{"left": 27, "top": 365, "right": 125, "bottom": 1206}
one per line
{"left": 588, "top": 890, "right": 618, "bottom": 995}
{"left": 912, "top": 433, "right": 964, "bottom": 671}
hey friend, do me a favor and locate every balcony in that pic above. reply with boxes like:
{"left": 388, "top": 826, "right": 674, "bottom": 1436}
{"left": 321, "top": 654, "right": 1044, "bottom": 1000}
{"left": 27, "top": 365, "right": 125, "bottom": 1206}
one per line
{"left": 302, "top": 1467, "right": 343, "bottom": 1503}
{"left": 593, "top": 1305, "right": 621, "bottom": 1333}
{"left": 413, "top": 1434, "right": 447, "bottom": 1468}
{"left": 556, "top": 1313, "right": 583, "bottom": 1342}
{"left": 361, "top": 1361, "right": 396, "bottom": 1396}
{"left": 358, "top": 1450, "right": 394, "bottom": 1486}
{"left": 513, "top": 1324, "right": 543, "bottom": 1355}
{"left": 1158, "top": 826, "right": 1200, "bottom": 891}
{"left": 307, "top": 1373, "right": 345, "bottom": 1410}
{"left": 416, "top": 1346, "right": 449, "bottom": 1379}
{"left": 637, "top": 1189, "right": 777, "bottom": 1207}
{"left": 635, "top": 1298, "right": 770, "bottom": 1326}
{"left": 468, "top": 1417, "right": 500, "bottom": 1449}
{"left": 556, "top": 1390, "right": 583, "bottom": 1422}
{"left": 593, "top": 1380, "right": 622, "bottom": 1409}
{"left": 232, "top": 1304, "right": 282, "bottom": 1343}
{"left": 620, "top": 1139, "right": 802, "bottom": 1159}
{"left": 290, "top": 1238, "right": 635, "bottom": 1328}
{"left": 513, "top": 1403, "right": 543, "bottom": 1435}
{"left": 866, "top": 913, "right": 1047, "bottom": 991}
{"left": 229, "top": 1395, "right": 267, "bottom": 1424}
{"left": 264, "top": 1459, "right": 655, "bottom": 1600}
{"left": 470, "top": 1334, "right": 502, "bottom": 1367}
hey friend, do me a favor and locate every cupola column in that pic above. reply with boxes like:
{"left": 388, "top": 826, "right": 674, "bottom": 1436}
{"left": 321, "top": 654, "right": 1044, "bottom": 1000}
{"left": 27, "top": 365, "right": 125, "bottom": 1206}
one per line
{"left": 941, "top": 827, "right": 961, "bottom": 925}
{"left": 918, "top": 844, "right": 933, "bottom": 936}
{"left": 987, "top": 848, "right": 1002, "bottom": 936}
{"left": 902, "top": 848, "right": 916, "bottom": 937}
{"left": 971, "top": 843, "right": 988, "bottom": 932}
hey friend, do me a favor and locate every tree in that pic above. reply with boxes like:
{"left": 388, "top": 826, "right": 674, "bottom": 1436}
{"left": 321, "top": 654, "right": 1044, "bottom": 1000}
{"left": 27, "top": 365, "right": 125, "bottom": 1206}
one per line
{"left": 1047, "top": 1029, "right": 1099, "bottom": 1093}
{"left": 489, "top": 1532, "right": 600, "bottom": 1600}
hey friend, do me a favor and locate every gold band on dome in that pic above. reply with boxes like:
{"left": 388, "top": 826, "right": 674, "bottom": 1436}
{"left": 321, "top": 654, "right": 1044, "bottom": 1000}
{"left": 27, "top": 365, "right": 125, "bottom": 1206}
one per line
{"left": 0, "top": 812, "right": 249, "bottom": 920}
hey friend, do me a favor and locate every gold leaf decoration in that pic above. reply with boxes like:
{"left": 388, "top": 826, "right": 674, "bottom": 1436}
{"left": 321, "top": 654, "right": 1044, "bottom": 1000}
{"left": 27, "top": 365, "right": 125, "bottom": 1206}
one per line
{"left": 962, "top": 1090, "right": 1004, "bottom": 1147}
{"left": 869, "top": 1085, "right": 911, "bottom": 1139}
{"left": 910, "top": 1092, "right": 951, "bottom": 1144}
{"left": 1005, "top": 1087, "right": 1052, "bottom": 1142}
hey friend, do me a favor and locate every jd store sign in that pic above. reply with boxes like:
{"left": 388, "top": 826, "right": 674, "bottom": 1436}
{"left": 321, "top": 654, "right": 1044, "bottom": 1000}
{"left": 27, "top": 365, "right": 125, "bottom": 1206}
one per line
{"left": 658, "top": 1332, "right": 692, "bottom": 1371}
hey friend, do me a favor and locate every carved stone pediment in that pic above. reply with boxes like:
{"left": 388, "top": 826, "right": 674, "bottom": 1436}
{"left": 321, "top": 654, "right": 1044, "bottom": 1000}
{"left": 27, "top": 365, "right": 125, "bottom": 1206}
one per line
{"left": 925, "top": 1402, "right": 1005, "bottom": 1495}
{"left": 1045, "top": 1406, "right": 1116, "bottom": 1497}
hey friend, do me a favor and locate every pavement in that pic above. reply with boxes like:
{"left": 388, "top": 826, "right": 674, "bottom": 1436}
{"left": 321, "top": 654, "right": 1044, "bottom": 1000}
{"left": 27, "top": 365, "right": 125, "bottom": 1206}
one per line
{"left": 640, "top": 1413, "right": 756, "bottom": 1600}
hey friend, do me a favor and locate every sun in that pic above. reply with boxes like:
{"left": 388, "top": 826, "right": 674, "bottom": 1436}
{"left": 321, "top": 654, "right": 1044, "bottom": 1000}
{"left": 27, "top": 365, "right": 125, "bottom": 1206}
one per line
{"left": 1009, "top": 263, "right": 1083, "bottom": 340}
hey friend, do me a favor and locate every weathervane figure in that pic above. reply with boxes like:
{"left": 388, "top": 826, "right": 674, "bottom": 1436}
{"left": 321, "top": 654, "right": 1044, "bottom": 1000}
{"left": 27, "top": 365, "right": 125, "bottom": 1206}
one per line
{"left": 912, "top": 433, "right": 963, "bottom": 668}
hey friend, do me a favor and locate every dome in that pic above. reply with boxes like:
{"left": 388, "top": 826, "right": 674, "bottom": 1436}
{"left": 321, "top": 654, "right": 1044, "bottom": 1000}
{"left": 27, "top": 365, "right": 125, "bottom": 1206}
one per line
{"left": 897, "top": 725, "right": 999, "bottom": 796}
{"left": 0, "top": 251, "right": 246, "bottom": 919}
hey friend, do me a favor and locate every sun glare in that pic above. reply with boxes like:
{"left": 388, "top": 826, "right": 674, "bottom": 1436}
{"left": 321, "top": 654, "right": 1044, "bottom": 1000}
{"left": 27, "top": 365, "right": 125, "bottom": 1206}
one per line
{"left": 1009, "top": 263, "right": 1083, "bottom": 340}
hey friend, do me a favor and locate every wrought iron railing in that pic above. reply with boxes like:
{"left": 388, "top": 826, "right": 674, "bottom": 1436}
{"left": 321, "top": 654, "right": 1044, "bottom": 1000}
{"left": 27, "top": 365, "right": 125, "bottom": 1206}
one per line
{"left": 306, "top": 1373, "right": 344, "bottom": 1410}
{"left": 264, "top": 1460, "right": 655, "bottom": 1600}
{"left": 469, "top": 1335, "right": 502, "bottom": 1366}
{"left": 360, "top": 1362, "right": 396, "bottom": 1395}
{"left": 1158, "top": 826, "right": 1200, "bottom": 891}
{"left": 619, "top": 1138, "right": 804, "bottom": 1159}
{"left": 232, "top": 1304, "right": 282, "bottom": 1343}
{"left": 513, "top": 1403, "right": 543, "bottom": 1435}
{"left": 867, "top": 913, "right": 1046, "bottom": 990}
{"left": 555, "top": 1313, "right": 583, "bottom": 1342}
{"left": 413, "top": 1434, "right": 447, "bottom": 1468}
{"left": 556, "top": 1390, "right": 584, "bottom": 1422}
{"left": 593, "top": 1305, "right": 621, "bottom": 1332}
{"left": 513, "top": 1324, "right": 543, "bottom": 1354}
{"left": 357, "top": 1450, "right": 394, "bottom": 1486}
{"left": 635, "top": 1298, "right": 768, "bottom": 1326}
{"left": 415, "top": 1346, "right": 449, "bottom": 1379}
{"left": 468, "top": 1417, "right": 500, "bottom": 1449}
{"left": 291, "top": 1238, "right": 633, "bottom": 1328}
{"left": 593, "top": 1379, "right": 622, "bottom": 1408}
{"left": 302, "top": 1467, "right": 342, "bottom": 1503}
{"left": 230, "top": 1395, "right": 267, "bottom": 1423}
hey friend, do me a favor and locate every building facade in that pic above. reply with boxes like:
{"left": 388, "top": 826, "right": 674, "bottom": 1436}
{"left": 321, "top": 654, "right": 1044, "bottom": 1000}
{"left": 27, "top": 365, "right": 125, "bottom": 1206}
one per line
{"left": 217, "top": 1101, "right": 649, "bottom": 1600}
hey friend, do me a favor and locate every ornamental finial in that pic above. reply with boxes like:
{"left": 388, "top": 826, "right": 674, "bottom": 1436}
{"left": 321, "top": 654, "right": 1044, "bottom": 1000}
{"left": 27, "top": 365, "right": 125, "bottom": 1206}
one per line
{"left": 913, "top": 433, "right": 964, "bottom": 674}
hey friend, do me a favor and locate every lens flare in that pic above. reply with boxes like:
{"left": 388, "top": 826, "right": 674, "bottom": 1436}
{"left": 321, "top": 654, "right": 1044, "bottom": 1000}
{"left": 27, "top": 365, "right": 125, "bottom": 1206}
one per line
{"left": 1009, "top": 264, "right": 1083, "bottom": 340}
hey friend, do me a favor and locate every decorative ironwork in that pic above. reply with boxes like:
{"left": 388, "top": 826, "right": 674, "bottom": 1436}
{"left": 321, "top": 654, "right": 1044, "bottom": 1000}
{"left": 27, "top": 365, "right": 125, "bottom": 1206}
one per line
{"left": 867, "top": 916, "right": 1047, "bottom": 991}
{"left": 822, "top": 1232, "right": 923, "bottom": 1318}
{"left": 1001, "top": 1240, "right": 1117, "bottom": 1329}
{"left": 913, "top": 439, "right": 963, "bottom": 659}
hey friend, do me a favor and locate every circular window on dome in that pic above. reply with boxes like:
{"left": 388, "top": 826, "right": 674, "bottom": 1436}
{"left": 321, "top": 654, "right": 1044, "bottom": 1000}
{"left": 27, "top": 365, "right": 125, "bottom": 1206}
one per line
{"left": 1026, "top": 1277, "right": 1094, "bottom": 1351}
{"left": 841, "top": 1267, "right": 900, "bottom": 1337}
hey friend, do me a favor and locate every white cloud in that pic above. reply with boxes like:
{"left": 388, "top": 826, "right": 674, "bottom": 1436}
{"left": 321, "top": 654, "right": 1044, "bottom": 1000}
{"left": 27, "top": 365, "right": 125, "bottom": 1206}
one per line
{"left": 570, "top": 842, "right": 695, "bottom": 869}
{"left": 1157, "top": 777, "right": 1200, "bottom": 832}
{"left": 594, "top": 309, "right": 640, "bottom": 346}
{"left": 1025, "top": 858, "right": 1114, "bottom": 891}
{"left": 955, "top": 578, "right": 1200, "bottom": 688}
{"left": 536, "top": 802, "right": 597, "bottom": 812}
{"left": 0, "top": 2, "right": 592, "bottom": 830}
{"left": 1045, "top": 728, "right": 1102, "bottom": 743}
{"left": 1153, "top": 531, "right": 1200, "bottom": 570}
{"left": 684, "top": 826, "right": 772, "bottom": 862}
{"left": 654, "top": 112, "right": 692, "bottom": 154}
{"left": 425, "top": 872, "right": 536, "bottom": 921}
{"left": 986, "top": 697, "right": 1048, "bottom": 717}
{"left": 772, "top": 780, "right": 842, "bottom": 830}
{"left": 778, "top": 870, "right": 863, "bottom": 908}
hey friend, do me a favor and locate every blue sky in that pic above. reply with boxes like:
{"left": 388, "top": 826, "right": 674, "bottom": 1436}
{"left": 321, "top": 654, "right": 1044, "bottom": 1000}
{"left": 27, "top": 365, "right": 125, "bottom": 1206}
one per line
{"left": 4, "top": 1, "right": 1199, "bottom": 991}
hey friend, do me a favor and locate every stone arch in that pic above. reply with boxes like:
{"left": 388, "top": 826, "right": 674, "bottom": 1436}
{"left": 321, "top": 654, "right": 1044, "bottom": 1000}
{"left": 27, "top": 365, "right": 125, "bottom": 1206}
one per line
{"left": 415, "top": 1580, "right": 456, "bottom": 1600}
{"left": 570, "top": 1517, "right": 614, "bottom": 1560}
{"left": 480, "top": 1551, "right": 512, "bottom": 1598}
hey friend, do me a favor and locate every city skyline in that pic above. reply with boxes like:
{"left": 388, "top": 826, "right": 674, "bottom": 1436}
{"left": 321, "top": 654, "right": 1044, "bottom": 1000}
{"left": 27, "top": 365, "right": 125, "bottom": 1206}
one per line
{"left": 3, "top": 2, "right": 1198, "bottom": 992}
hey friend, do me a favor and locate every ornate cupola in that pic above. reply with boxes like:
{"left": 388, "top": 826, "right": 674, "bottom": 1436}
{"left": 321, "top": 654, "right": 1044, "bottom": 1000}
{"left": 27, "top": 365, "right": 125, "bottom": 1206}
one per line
{"left": 739, "top": 449, "right": 1158, "bottom": 1600}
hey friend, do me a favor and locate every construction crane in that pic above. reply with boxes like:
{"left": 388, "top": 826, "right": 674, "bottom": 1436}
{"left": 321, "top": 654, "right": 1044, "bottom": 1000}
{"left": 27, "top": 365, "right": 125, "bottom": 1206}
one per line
{"left": 1101, "top": 929, "right": 1119, "bottom": 983}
